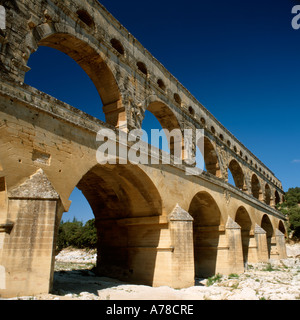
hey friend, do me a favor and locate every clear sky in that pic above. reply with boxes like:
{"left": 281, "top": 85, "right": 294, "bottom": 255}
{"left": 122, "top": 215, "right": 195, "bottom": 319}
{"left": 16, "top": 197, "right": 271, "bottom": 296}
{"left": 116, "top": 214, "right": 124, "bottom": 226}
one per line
{"left": 25, "top": 0, "right": 300, "bottom": 223}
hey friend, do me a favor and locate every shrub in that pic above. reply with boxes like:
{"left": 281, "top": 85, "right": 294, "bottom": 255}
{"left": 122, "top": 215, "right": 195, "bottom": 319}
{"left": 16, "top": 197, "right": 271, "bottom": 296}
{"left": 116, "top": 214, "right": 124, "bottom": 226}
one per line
{"left": 57, "top": 218, "right": 97, "bottom": 251}
{"left": 206, "top": 273, "right": 222, "bottom": 286}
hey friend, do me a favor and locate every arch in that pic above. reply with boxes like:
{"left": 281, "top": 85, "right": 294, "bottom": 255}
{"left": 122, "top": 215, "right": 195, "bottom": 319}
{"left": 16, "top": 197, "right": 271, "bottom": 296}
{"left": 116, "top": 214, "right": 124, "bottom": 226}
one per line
{"left": 157, "top": 79, "right": 166, "bottom": 91}
{"left": 145, "top": 100, "right": 183, "bottom": 158}
{"left": 188, "top": 106, "right": 195, "bottom": 116}
{"left": 251, "top": 174, "right": 261, "bottom": 200}
{"left": 275, "top": 190, "right": 280, "bottom": 205}
{"left": 29, "top": 26, "right": 123, "bottom": 126}
{"left": 261, "top": 214, "right": 274, "bottom": 258}
{"left": 265, "top": 184, "right": 271, "bottom": 205}
{"left": 278, "top": 220, "right": 286, "bottom": 236}
{"left": 189, "top": 191, "right": 224, "bottom": 277}
{"left": 173, "top": 93, "right": 181, "bottom": 105}
{"left": 235, "top": 207, "right": 252, "bottom": 265}
{"left": 26, "top": 46, "right": 105, "bottom": 120}
{"left": 228, "top": 159, "right": 244, "bottom": 190}
{"left": 60, "top": 163, "right": 163, "bottom": 285}
{"left": 197, "top": 136, "right": 221, "bottom": 178}
{"left": 110, "top": 38, "right": 125, "bottom": 55}
{"left": 76, "top": 9, "right": 95, "bottom": 28}
{"left": 76, "top": 164, "right": 162, "bottom": 219}
{"left": 137, "top": 61, "right": 148, "bottom": 76}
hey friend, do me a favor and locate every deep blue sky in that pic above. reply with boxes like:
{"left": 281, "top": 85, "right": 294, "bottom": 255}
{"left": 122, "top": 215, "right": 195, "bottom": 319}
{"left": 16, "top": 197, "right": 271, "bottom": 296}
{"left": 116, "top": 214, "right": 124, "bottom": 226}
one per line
{"left": 26, "top": 0, "right": 300, "bottom": 222}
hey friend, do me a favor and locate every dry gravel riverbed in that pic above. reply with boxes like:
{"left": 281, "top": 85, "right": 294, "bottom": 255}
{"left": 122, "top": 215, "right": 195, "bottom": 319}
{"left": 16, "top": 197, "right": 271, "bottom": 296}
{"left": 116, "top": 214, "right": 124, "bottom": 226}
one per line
{"left": 4, "top": 244, "right": 300, "bottom": 300}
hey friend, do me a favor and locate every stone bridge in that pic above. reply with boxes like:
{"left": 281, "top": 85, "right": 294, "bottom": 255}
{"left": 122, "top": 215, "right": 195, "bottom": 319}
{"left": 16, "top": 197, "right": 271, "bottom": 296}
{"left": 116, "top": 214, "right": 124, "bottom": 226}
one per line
{"left": 0, "top": 0, "right": 287, "bottom": 297}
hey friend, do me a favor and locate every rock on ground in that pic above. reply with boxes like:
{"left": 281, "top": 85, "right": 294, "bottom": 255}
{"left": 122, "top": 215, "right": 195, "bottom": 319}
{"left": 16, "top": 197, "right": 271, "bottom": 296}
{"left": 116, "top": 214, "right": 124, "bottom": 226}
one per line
{"left": 4, "top": 243, "right": 300, "bottom": 300}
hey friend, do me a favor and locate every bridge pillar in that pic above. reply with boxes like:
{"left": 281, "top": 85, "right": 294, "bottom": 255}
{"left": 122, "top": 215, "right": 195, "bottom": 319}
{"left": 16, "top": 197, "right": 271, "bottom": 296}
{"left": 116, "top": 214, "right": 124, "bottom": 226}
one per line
{"left": 169, "top": 204, "right": 194, "bottom": 288}
{"left": 0, "top": 169, "right": 62, "bottom": 298}
{"left": 254, "top": 224, "right": 269, "bottom": 263}
{"left": 275, "top": 229, "right": 287, "bottom": 259}
{"left": 246, "top": 230, "right": 260, "bottom": 264}
{"left": 224, "top": 217, "right": 244, "bottom": 274}
{"left": 270, "top": 197, "right": 276, "bottom": 209}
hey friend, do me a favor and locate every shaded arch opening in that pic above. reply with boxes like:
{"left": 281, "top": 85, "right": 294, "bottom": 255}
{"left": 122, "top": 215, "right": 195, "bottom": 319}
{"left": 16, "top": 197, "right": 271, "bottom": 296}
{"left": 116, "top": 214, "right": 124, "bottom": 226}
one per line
{"left": 228, "top": 159, "right": 244, "bottom": 190}
{"left": 26, "top": 32, "right": 123, "bottom": 126}
{"left": 110, "top": 38, "right": 125, "bottom": 55}
{"left": 265, "top": 184, "right": 271, "bottom": 205}
{"left": 189, "top": 192, "right": 224, "bottom": 278}
{"left": 54, "top": 164, "right": 163, "bottom": 290}
{"left": 278, "top": 220, "right": 286, "bottom": 237}
{"left": 261, "top": 214, "right": 274, "bottom": 259}
{"left": 235, "top": 207, "right": 252, "bottom": 266}
{"left": 251, "top": 174, "right": 261, "bottom": 200}
{"left": 157, "top": 79, "right": 166, "bottom": 91}
{"left": 275, "top": 190, "right": 280, "bottom": 205}
{"left": 76, "top": 9, "right": 95, "bottom": 28}
{"left": 173, "top": 93, "right": 181, "bottom": 105}
{"left": 196, "top": 136, "right": 221, "bottom": 178}
{"left": 137, "top": 61, "right": 148, "bottom": 76}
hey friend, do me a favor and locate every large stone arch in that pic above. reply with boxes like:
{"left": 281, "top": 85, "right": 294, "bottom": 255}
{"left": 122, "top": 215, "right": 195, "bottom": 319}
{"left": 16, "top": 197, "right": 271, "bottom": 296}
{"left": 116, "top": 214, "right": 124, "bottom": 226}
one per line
{"left": 235, "top": 206, "right": 252, "bottom": 265}
{"left": 251, "top": 173, "right": 262, "bottom": 200}
{"left": 188, "top": 191, "right": 224, "bottom": 277}
{"left": 261, "top": 214, "right": 274, "bottom": 259}
{"left": 25, "top": 23, "right": 125, "bottom": 128}
{"left": 275, "top": 190, "right": 280, "bottom": 205}
{"left": 197, "top": 136, "right": 222, "bottom": 178}
{"left": 278, "top": 220, "right": 286, "bottom": 236}
{"left": 142, "top": 98, "right": 184, "bottom": 158}
{"left": 228, "top": 159, "right": 245, "bottom": 190}
{"left": 264, "top": 184, "right": 271, "bottom": 205}
{"left": 60, "top": 163, "right": 163, "bottom": 285}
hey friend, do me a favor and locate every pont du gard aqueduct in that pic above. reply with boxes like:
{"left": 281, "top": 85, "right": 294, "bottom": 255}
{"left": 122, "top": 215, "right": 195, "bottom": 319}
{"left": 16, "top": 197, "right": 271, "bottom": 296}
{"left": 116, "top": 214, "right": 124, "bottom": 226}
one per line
{"left": 0, "top": 0, "right": 287, "bottom": 298}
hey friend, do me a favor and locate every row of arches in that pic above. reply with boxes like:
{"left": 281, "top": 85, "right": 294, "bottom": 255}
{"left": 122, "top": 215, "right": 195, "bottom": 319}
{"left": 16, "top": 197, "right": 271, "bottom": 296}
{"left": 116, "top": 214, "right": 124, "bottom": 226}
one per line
{"left": 24, "top": 28, "right": 283, "bottom": 210}
{"left": 64, "top": 162, "right": 286, "bottom": 281}
{"left": 189, "top": 191, "right": 286, "bottom": 277}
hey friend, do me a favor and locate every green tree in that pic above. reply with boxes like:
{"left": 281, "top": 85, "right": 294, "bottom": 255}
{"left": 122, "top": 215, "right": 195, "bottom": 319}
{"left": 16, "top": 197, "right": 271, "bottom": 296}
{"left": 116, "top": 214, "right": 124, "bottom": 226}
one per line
{"left": 56, "top": 218, "right": 97, "bottom": 251}
{"left": 278, "top": 187, "right": 300, "bottom": 240}
{"left": 78, "top": 219, "right": 97, "bottom": 248}
{"left": 288, "top": 206, "right": 300, "bottom": 238}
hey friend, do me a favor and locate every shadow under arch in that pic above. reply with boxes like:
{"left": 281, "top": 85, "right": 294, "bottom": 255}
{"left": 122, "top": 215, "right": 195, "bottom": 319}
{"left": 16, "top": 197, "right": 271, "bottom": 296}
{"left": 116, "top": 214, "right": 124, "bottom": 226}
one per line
{"left": 61, "top": 163, "right": 163, "bottom": 285}
{"left": 27, "top": 25, "right": 124, "bottom": 127}
{"left": 261, "top": 214, "right": 274, "bottom": 259}
{"left": 196, "top": 135, "right": 221, "bottom": 178}
{"left": 251, "top": 174, "right": 261, "bottom": 200}
{"left": 278, "top": 220, "right": 286, "bottom": 237}
{"left": 188, "top": 191, "right": 224, "bottom": 278}
{"left": 265, "top": 184, "right": 271, "bottom": 205}
{"left": 235, "top": 206, "right": 252, "bottom": 266}
{"left": 275, "top": 190, "right": 280, "bottom": 205}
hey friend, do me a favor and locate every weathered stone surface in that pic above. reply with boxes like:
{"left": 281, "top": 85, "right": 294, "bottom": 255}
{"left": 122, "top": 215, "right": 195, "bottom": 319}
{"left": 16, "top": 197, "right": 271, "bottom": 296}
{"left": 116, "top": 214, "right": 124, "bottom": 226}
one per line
{"left": 169, "top": 204, "right": 193, "bottom": 221}
{"left": 8, "top": 169, "right": 59, "bottom": 200}
{"left": 0, "top": 0, "right": 287, "bottom": 298}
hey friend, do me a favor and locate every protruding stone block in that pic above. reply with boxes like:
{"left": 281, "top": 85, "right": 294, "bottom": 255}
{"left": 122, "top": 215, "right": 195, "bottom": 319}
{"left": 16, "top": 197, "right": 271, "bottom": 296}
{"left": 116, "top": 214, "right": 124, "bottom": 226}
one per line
{"left": 225, "top": 217, "right": 244, "bottom": 274}
{"left": 254, "top": 224, "right": 269, "bottom": 263}
{"left": 0, "top": 169, "right": 61, "bottom": 298}
{"left": 275, "top": 229, "right": 287, "bottom": 259}
{"left": 169, "top": 204, "right": 194, "bottom": 288}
